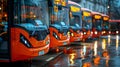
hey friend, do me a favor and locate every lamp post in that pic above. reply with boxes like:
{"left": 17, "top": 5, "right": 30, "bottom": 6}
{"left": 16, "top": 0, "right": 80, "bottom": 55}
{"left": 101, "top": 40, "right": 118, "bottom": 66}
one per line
{"left": 107, "top": 0, "right": 111, "bottom": 34}
{"left": 1, "top": 0, "right": 3, "bottom": 15}
{"left": 108, "top": 0, "right": 111, "bottom": 18}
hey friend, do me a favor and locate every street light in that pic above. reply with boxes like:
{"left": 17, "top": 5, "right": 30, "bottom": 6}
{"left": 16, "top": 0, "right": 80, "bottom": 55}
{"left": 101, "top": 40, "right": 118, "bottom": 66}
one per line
{"left": 108, "top": 0, "right": 111, "bottom": 18}
{"left": 107, "top": 6, "right": 110, "bottom": 9}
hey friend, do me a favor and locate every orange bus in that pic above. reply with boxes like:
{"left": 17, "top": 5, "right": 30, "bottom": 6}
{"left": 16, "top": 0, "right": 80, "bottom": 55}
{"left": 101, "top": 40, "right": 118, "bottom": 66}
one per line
{"left": 48, "top": 0, "right": 70, "bottom": 52}
{"left": 91, "top": 12, "right": 102, "bottom": 38}
{"left": 81, "top": 8, "right": 92, "bottom": 41}
{"left": 68, "top": 1, "right": 82, "bottom": 42}
{"left": 0, "top": 0, "right": 50, "bottom": 62}
{"left": 101, "top": 14, "right": 110, "bottom": 36}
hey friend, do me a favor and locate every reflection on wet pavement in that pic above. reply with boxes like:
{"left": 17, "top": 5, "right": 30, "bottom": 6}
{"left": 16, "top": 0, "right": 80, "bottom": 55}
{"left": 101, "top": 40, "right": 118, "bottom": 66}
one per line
{"left": 47, "top": 35, "right": 120, "bottom": 67}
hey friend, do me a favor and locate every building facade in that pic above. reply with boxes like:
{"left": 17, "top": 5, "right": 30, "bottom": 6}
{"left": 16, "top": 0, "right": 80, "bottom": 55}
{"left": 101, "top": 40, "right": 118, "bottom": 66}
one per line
{"left": 71, "top": 0, "right": 109, "bottom": 14}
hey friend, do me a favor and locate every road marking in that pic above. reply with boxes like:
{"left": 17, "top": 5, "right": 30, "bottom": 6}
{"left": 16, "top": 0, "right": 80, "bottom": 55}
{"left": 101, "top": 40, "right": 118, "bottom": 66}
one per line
{"left": 46, "top": 57, "right": 54, "bottom": 61}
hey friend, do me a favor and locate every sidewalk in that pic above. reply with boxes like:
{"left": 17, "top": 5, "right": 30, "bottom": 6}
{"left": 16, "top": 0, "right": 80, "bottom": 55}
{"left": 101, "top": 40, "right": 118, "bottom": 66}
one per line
{"left": 31, "top": 51, "right": 63, "bottom": 67}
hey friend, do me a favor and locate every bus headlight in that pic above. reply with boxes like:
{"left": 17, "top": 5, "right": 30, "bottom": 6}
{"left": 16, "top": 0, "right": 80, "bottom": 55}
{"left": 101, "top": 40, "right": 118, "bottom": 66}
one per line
{"left": 102, "top": 31, "right": 105, "bottom": 34}
{"left": 20, "top": 34, "right": 32, "bottom": 48}
{"left": 103, "top": 31, "right": 105, "bottom": 33}
{"left": 116, "top": 31, "right": 119, "bottom": 34}
{"left": 109, "top": 31, "right": 111, "bottom": 34}
{"left": 81, "top": 32, "right": 83, "bottom": 35}
{"left": 95, "top": 31, "right": 97, "bottom": 34}
{"left": 91, "top": 31, "right": 93, "bottom": 34}
{"left": 53, "top": 32, "right": 60, "bottom": 40}
{"left": 67, "top": 32, "right": 70, "bottom": 36}
{"left": 46, "top": 40, "right": 50, "bottom": 45}
{"left": 71, "top": 33, "right": 74, "bottom": 36}
{"left": 84, "top": 32, "right": 86, "bottom": 35}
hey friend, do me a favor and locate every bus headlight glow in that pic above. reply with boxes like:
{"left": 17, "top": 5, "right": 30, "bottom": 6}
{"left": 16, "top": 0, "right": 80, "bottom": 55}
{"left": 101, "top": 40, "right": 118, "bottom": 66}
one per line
{"left": 67, "top": 32, "right": 70, "bottom": 36}
{"left": 91, "top": 31, "right": 93, "bottom": 34}
{"left": 84, "top": 32, "right": 86, "bottom": 35}
{"left": 109, "top": 31, "right": 111, "bottom": 34}
{"left": 46, "top": 40, "right": 50, "bottom": 45}
{"left": 53, "top": 32, "right": 60, "bottom": 40}
{"left": 116, "top": 31, "right": 119, "bottom": 34}
{"left": 95, "top": 31, "right": 97, "bottom": 34}
{"left": 102, "top": 31, "right": 106, "bottom": 34}
{"left": 20, "top": 34, "right": 32, "bottom": 48}
{"left": 71, "top": 33, "right": 74, "bottom": 36}
{"left": 81, "top": 32, "right": 83, "bottom": 35}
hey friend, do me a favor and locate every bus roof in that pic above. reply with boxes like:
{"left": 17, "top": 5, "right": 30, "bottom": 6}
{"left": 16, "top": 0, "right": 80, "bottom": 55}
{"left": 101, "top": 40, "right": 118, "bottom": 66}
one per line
{"left": 81, "top": 8, "right": 92, "bottom": 12}
{"left": 101, "top": 14, "right": 109, "bottom": 17}
{"left": 91, "top": 11, "right": 102, "bottom": 16}
{"left": 68, "top": 0, "right": 81, "bottom": 7}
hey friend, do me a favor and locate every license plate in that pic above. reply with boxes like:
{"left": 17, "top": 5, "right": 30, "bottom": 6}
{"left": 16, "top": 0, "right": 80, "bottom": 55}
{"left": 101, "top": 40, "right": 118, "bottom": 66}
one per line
{"left": 63, "top": 42, "right": 67, "bottom": 45}
{"left": 39, "top": 50, "right": 44, "bottom": 55}
{"left": 77, "top": 38, "right": 80, "bottom": 41}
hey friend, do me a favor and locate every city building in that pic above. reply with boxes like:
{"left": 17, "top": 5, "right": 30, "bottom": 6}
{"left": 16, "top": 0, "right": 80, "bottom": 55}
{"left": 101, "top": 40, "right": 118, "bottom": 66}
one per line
{"left": 71, "top": 0, "right": 109, "bottom": 14}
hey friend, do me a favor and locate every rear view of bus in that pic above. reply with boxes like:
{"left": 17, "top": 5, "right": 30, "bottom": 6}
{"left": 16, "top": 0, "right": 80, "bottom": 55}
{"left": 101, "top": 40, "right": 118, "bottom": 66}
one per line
{"left": 91, "top": 12, "right": 102, "bottom": 38}
{"left": 101, "top": 14, "right": 109, "bottom": 36}
{"left": 0, "top": 0, "right": 50, "bottom": 62}
{"left": 68, "top": 1, "right": 82, "bottom": 42}
{"left": 48, "top": 0, "right": 70, "bottom": 52}
{"left": 81, "top": 8, "right": 92, "bottom": 41}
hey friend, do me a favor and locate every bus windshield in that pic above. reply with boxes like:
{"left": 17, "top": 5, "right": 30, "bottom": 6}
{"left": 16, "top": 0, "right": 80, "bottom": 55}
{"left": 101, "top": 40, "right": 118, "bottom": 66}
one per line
{"left": 14, "top": 0, "right": 49, "bottom": 26}
{"left": 14, "top": 0, "right": 49, "bottom": 41}
{"left": 93, "top": 19, "right": 102, "bottom": 30}
{"left": 70, "top": 15, "right": 81, "bottom": 28}
{"left": 82, "top": 16, "right": 92, "bottom": 30}
{"left": 50, "top": 7, "right": 69, "bottom": 26}
{"left": 103, "top": 21, "right": 109, "bottom": 30}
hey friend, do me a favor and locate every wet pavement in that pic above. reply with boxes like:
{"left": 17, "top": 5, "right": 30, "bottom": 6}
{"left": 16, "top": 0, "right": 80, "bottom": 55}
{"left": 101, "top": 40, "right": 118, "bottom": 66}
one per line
{"left": 44, "top": 35, "right": 120, "bottom": 67}
{"left": 31, "top": 51, "right": 63, "bottom": 67}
